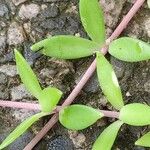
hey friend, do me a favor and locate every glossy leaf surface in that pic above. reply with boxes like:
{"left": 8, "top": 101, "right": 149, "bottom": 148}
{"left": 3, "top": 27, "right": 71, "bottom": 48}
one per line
{"left": 135, "top": 131, "right": 150, "bottom": 147}
{"left": 39, "top": 87, "right": 62, "bottom": 112}
{"left": 96, "top": 52, "right": 124, "bottom": 110}
{"left": 15, "top": 50, "right": 42, "bottom": 99}
{"left": 79, "top": 0, "right": 105, "bottom": 44}
{"left": 59, "top": 105, "right": 103, "bottom": 130}
{"left": 0, "top": 112, "right": 48, "bottom": 150}
{"left": 119, "top": 103, "right": 150, "bottom": 126}
{"left": 109, "top": 37, "right": 150, "bottom": 62}
{"left": 31, "top": 36, "right": 100, "bottom": 59}
{"left": 92, "top": 120, "right": 123, "bottom": 150}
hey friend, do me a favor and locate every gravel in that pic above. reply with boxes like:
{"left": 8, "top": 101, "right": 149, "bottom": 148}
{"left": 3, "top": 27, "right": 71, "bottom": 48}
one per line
{"left": 11, "top": 84, "right": 32, "bottom": 100}
{"left": 0, "top": 65, "right": 17, "bottom": 77}
{"left": 7, "top": 22, "right": 25, "bottom": 45}
{"left": 19, "top": 4, "right": 40, "bottom": 20}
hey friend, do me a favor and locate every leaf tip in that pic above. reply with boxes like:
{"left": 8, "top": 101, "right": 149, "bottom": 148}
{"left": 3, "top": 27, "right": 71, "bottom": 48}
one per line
{"left": 135, "top": 140, "right": 142, "bottom": 146}
{"left": 14, "top": 49, "right": 21, "bottom": 61}
{"left": 30, "top": 45, "right": 35, "bottom": 51}
{"left": 135, "top": 138, "right": 143, "bottom": 146}
{"left": 30, "top": 40, "right": 46, "bottom": 52}
{"left": 0, "top": 143, "right": 6, "bottom": 150}
{"left": 135, "top": 141, "right": 138, "bottom": 145}
{"left": 14, "top": 48, "right": 18, "bottom": 53}
{"left": 30, "top": 42, "right": 40, "bottom": 52}
{"left": 14, "top": 49, "right": 19, "bottom": 57}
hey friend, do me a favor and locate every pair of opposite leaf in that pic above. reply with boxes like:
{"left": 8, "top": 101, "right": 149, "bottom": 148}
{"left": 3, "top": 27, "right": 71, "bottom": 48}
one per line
{"left": 1, "top": 0, "right": 150, "bottom": 149}
{"left": 30, "top": 0, "right": 150, "bottom": 148}
{"left": 0, "top": 50, "right": 63, "bottom": 150}
{"left": 59, "top": 52, "right": 150, "bottom": 150}
{"left": 59, "top": 104, "right": 123, "bottom": 150}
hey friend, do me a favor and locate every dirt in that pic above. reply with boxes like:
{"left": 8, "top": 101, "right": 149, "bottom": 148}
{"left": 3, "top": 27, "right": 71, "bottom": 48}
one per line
{"left": 0, "top": 0, "right": 150, "bottom": 149}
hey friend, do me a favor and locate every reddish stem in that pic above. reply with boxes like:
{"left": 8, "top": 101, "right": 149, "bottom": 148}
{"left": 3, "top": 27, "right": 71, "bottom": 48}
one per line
{"left": 108, "top": 0, "right": 145, "bottom": 42}
{"left": 101, "top": 110, "right": 119, "bottom": 118}
{"left": 0, "top": 100, "right": 41, "bottom": 111}
{"left": 24, "top": 0, "right": 145, "bottom": 149}
{"left": 0, "top": 100, "right": 119, "bottom": 118}
{"left": 0, "top": 100, "right": 62, "bottom": 114}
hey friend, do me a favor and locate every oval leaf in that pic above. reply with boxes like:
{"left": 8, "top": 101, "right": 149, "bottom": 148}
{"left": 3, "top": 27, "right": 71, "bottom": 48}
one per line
{"left": 92, "top": 120, "right": 123, "bottom": 150}
{"left": 59, "top": 104, "right": 104, "bottom": 130}
{"left": 135, "top": 131, "right": 150, "bottom": 147}
{"left": 119, "top": 103, "right": 150, "bottom": 126}
{"left": 15, "top": 50, "right": 42, "bottom": 99}
{"left": 31, "top": 36, "right": 100, "bottom": 59}
{"left": 79, "top": 0, "right": 105, "bottom": 44}
{"left": 0, "top": 112, "right": 48, "bottom": 150}
{"left": 109, "top": 37, "right": 150, "bottom": 62}
{"left": 96, "top": 52, "right": 124, "bottom": 110}
{"left": 39, "top": 87, "right": 62, "bottom": 112}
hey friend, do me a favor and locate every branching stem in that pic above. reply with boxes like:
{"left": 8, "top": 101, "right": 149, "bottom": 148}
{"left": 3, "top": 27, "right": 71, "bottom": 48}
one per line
{"left": 25, "top": 1, "right": 146, "bottom": 149}
{"left": 0, "top": 100, "right": 119, "bottom": 118}
{"left": 0, "top": 0, "right": 145, "bottom": 149}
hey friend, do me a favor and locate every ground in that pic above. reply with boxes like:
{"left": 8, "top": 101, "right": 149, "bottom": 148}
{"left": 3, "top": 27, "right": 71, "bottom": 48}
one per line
{"left": 0, "top": 0, "right": 150, "bottom": 149}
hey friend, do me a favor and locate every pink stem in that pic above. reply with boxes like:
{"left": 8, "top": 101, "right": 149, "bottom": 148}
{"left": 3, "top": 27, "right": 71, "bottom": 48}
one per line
{"left": 0, "top": 100, "right": 62, "bottom": 114}
{"left": 101, "top": 110, "right": 119, "bottom": 118}
{"left": 23, "top": 0, "right": 145, "bottom": 149}
{"left": 0, "top": 100, "right": 41, "bottom": 111}
{"left": 0, "top": 100, "right": 119, "bottom": 117}
{"left": 0, "top": 100, "right": 119, "bottom": 118}
{"left": 108, "top": 0, "right": 145, "bottom": 42}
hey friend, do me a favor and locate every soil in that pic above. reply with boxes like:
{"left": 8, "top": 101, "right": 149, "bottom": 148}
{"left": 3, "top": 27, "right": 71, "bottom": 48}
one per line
{"left": 0, "top": 0, "right": 150, "bottom": 150}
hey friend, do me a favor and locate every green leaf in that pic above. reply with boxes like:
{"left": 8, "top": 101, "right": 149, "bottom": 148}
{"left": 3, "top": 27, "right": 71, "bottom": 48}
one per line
{"left": 15, "top": 50, "right": 42, "bottom": 99}
{"left": 148, "top": 0, "right": 150, "bottom": 8}
{"left": 135, "top": 131, "right": 150, "bottom": 147}
{"left": 109, "top": 37, "right": 150, "bottom": 62}
{"left": 39, "top": 87, "right": 62, "bottom": 112}
{"left": 59, "top": 104, "right": 104, "bottom": 130}
{"left": 92, "top": 120, "right": 123, "bottom": 150}
{"left": 96, "top": 52, "right": 124, "bottom": 110}
{"left": 31, "top": 35, "right": 100, "bottom": 59}
{"left": 79, "top": 0, "right": 105, "bottom": 44}
{"left": 119, "top": 103, "right": 150, "bottom": 126}
{"left": 0, "top": 112, "right": 48, "bottom": 150}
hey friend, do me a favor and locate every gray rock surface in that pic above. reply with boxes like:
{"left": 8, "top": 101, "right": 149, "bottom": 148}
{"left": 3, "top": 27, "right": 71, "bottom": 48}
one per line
{"left": 19, "top": 4, "right": 40, "bottom": 20}
{"left": 144, "top": 79, "right": 150, "bottom": 93}
{"left": 75, "top": 58, "right": 100, "bottom": 93}
{"left": 100, "top": 0, "right": 126, "bottom": 29}
{"left": 0, "top": 73, "right": 7, "bottom": 84}
{"left": 40, "top": 4, "right": 59, "bottom": 18}
{"left": 47, "top": 136, "right": 74, "bottom": 150}
{"left": 23, "top": 42, "right": 41, "bottom": 65}
{"left": 11, "top": 84, "right": 32, "bottom": 100}
{"left": 0, "top": 3, "right": 9, "bottom": 17}
{"left": 144, "top": 18, "right": 150, "bottom": 38}
{"left": 110, "top": 56, "right": 134, "bottom": 80}
{"left": 7, "top": 22, "right": 25, "bottom": 45}
{"left": 12, "top": 0, "right": 28, "bottom": 6}
{"left": 0, "top": 35, "right": 6, "bottom": 54}
{"left": 12, "top": 108, "right": 37, "bottom": 121}
{"left": 0, "top": 85, "right": 9, "bottom": 99}
{"left": 0, "top": 65, "right": 17, "bottom": 77}
{"left": 68, "top": 131, "right": 86, "bottom": 149}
